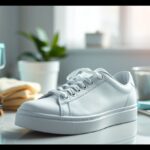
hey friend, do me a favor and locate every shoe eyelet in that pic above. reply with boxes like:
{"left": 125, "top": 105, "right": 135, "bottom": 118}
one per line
{"left": 72, "top": 93, "right": 76, "bottom": 97}
{"left": 83, "top": 86, "right": 87, "bottom": 90}
{"left": 91, "top": 81, "right": 94, "bottom": 85}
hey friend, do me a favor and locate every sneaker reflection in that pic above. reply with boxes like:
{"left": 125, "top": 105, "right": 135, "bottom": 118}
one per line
{"left": 1, "top": 121, "right": 137, "bottom": 144}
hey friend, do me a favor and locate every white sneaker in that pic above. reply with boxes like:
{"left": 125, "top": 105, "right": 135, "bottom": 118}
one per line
{"left": 15, "top": 68, "right": 137, "bottom": 134}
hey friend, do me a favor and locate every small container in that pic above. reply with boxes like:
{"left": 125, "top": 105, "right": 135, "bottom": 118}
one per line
{"left": 85, "top": 31, "right": 103, "bottom": 48}
{"left": 132, "top": 66, "right": 150, "bottom": 100}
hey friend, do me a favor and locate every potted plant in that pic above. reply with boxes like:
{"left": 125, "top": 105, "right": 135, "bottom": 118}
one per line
{"left": 18, "top": 28, "right": 67, "bottom": 93}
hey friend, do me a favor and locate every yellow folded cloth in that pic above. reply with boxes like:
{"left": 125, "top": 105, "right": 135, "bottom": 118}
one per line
{"left": 0, "top": 109, "right": 3, "bottom": 116}
{"left": 0, "top": 78, "right": 41, "bottom": 111}
{"left": 0, "top": 99, "right": 3, "bottom": 116}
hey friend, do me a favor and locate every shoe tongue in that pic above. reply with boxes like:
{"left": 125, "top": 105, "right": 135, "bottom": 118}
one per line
{"left": 67, "top": 68, "right": 93, "bottom": 81}
{"left": 79, "top": 71, "right": 94, "bottom": 78}
{"left": 78, "top": 68, "right": 111, "bottom": 79}
{"left": 94, "top": 68, "right": 112, "bottom": 77}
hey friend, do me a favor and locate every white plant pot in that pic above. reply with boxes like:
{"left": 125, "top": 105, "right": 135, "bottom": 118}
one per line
{"left": 18, "top": 60, "right": 60, "bottom": 94}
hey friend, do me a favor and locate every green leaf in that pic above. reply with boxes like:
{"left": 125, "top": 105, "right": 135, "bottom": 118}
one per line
{"left": 49, "top": 46, "right": 66, "bottom": 59}
{"left": 51, "top": 33, "right": 59, "bottom": 48}
{"left": 19, "top": 31, "right": 49, "bottom": 60}
{"left": 18, "top": 30, "right": 67, "bottom": 61}
{"left": 29, "top": 35, "right": 48, "bottom": 54}
{"left": 36, "top": 27, "right": 49, "bottom": 42}
{"left": 17, "top": 52, "right": 41, "bottom": 61}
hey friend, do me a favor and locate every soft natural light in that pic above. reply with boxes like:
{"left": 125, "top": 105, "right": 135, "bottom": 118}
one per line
{"left": 125, "top": 6, "right": 150, "bottom": 47}
{"left": 54, "top": 6, "right": 120, "bottom": 49}
{"left": 54, "top": 6, "right": 150, "bottom": 49}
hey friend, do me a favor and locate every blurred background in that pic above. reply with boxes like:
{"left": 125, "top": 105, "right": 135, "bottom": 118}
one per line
{"left": 1, "top": 6, "right": 150, "bottom": 84}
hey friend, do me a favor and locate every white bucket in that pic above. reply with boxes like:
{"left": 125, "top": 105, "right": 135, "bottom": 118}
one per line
{"left": 18, "top": 60, "right": 60, "bottom": 94}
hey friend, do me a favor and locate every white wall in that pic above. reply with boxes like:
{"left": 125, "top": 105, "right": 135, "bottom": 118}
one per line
{"left": 19, "top": 6, "right": 54, "bottom": 53}
{"left": 58, "top": 49, "right": 150, "bottom": 84}
{"left": 0, "top": 6, "right": 20, "bottom": 77}
{"left": 0, "top": 6, "right": 54, "bottom": 78}
{"left": 1, "top": 6, "right": 150, "bottom": 86}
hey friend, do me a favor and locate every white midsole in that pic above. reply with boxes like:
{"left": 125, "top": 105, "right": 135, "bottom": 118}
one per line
{"left": 16, "top": 104, "right": 137, "bottom": 122}
{"left": 15, "top": 105, "right": 137, "bottom": 134}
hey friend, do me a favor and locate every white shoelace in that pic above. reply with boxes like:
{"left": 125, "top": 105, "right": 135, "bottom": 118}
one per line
{"left": 41, "top": 68, "right": 109, "bottom": 100}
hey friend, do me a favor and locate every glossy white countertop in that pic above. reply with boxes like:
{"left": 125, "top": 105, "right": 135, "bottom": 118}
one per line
{"left": 0, "top": 112, "right": 149, "bottom": 144}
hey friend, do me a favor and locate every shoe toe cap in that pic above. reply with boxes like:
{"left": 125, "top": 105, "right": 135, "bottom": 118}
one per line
{"left": 18, "top": 97, "right": 60, "bottom": 116}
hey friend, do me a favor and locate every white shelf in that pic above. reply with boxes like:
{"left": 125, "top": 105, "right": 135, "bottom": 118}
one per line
{"left": 68, "top": 47, "right": 150, "bottom": 55}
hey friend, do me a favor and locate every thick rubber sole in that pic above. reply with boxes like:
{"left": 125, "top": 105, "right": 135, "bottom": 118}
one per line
{"left": 15, "top": 105, "right": 137, "bottom": 135}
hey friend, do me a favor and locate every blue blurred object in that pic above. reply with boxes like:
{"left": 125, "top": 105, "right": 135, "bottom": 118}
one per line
{"left": 0, "top": 43, "right": 5, "bottom": 69}
{"left": 138, "top": 101, "right": 150, "bottom": 110}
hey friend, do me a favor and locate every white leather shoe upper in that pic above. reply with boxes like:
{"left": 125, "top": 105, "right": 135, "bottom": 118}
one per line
{"left": 18, "top": 68, "right": 137, "bottom": 117}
